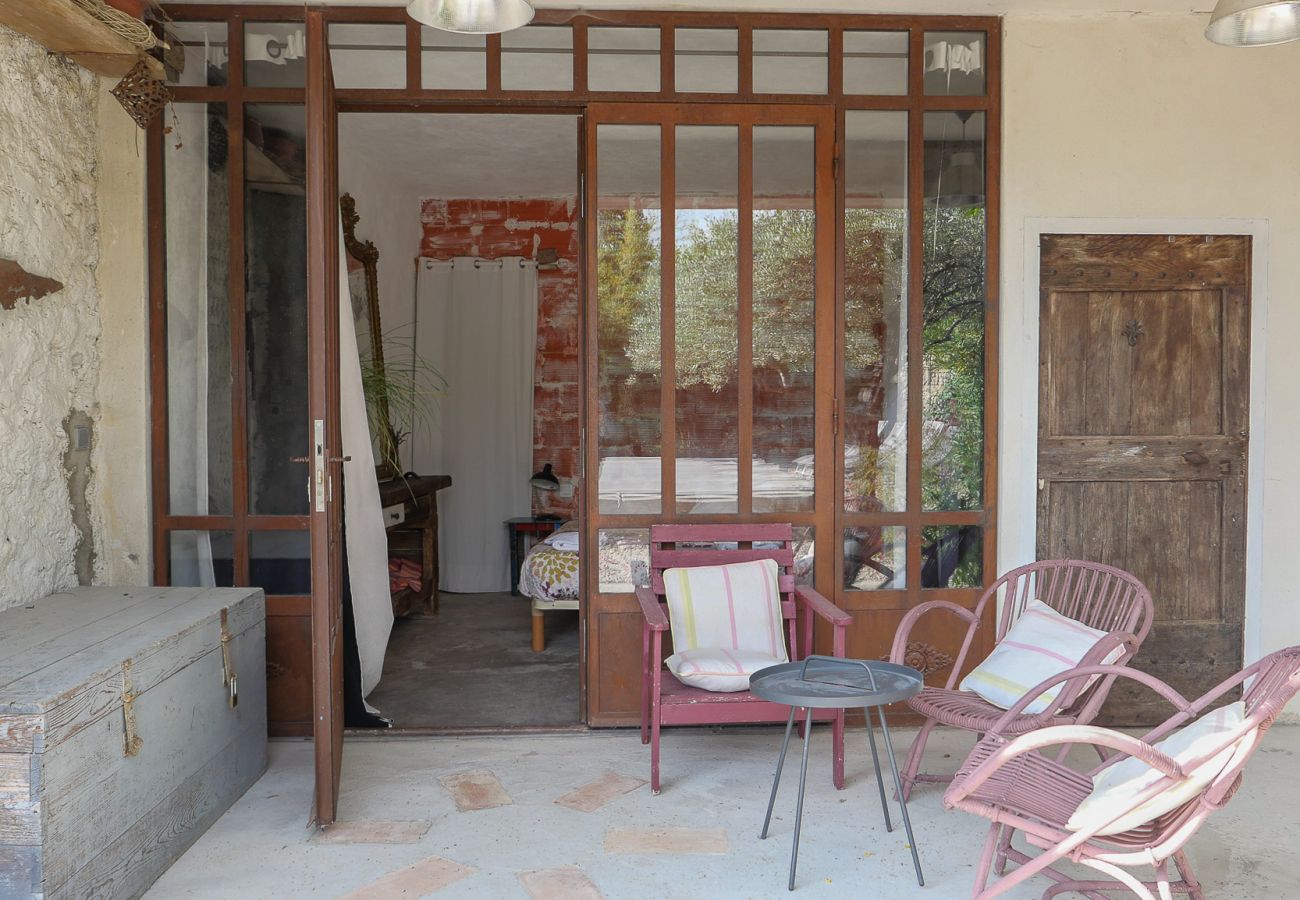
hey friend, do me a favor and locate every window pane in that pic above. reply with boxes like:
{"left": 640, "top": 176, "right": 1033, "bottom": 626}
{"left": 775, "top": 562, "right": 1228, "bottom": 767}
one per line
{"left": 169, "top": 531, "right": 235, "bottom": 587}
{"left": 920, "top": 525, "right": 982, "bottom": 588}
{"left": 598, "top": 528, "right": 650, "bottom": 593}
{"left": 250, "top": 531, "right": 311, "bottom": 594}
{"left": 676, "top": 125, "right": 738, "bottom": 515}
{"left": 422, "top": 27, "right": 486, "bottom": 90}
{"left": 502, "top": 25, "right": 572, "bottom": 91}
{"left": 923, "top": 111, "right": 985, "bottom": 511}
{"left": 843, "top": 30, "right": 907, "bottom": 95}
{"left": 675, "top": 28, "right": 737, "bottom": 93}
{"left": 168, "top": 21, "right": 228, "bottom": 87}
{"left": 844, "top": 111, "right": 907, "bottom": 513}
{"left": 589, "top": 26, "right": 659, "bottom": 92}
{"left": 244, "top": 21, "right": 306, "bottom": 88}
{"left": 329, "top": 23, "right": 405, "bottom": 89}
{"left": 792, "top": 525, "right": 816, "bottom": 586}
{"left": 166, "top": 102, "right": 233, "bottom": 517}
{"left": 753, "top": 29, "right": 827, "bottom": 94}
{"left": 596, "top": 125, "right": 662, "bottom": 515}
{"left": 924, "top": 31, "right": 986, "bottom": 96}
{"left": 844, "top": 526, "right": 905, "bottom": 590}
{"left": 752, "top": 126, "right": 815, "bottom": 514}
{"left": 245, "top": 104, "right": 309, "bottom": 516}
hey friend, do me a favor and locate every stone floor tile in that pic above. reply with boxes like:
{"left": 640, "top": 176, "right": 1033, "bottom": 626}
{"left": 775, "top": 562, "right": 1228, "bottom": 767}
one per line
{"left": 311, "top": 820, "right": 430, "bottom": 844}
{"left": 518, "top": 866, "right": 604, "bottom": 900}
{"left": 335, "top": 855, "right": 473, "bottom": 899}
{"left": 438, "top": 769, "right": 512, "bottom": 812}
{"left": 554, "top": 771, "right": 646, "bottom": 813}
{"left": 603, "top": 826, "right": 729, "bottom": 855}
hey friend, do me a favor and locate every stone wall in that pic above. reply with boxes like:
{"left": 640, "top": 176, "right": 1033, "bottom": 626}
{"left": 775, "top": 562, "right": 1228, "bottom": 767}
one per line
{"left": 0, "top": 27, "right": 104, "bottom": 609}
{"left": 419, "top": 198, "right": 580, "bottom": 518}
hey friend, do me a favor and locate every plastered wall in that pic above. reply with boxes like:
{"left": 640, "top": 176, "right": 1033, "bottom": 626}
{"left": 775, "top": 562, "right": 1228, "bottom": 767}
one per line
{"left": 997, "top": 12, "right": 1300, "bottom": 707}
{"left": 0, "top": 26, "right": 149, "bottom": 609}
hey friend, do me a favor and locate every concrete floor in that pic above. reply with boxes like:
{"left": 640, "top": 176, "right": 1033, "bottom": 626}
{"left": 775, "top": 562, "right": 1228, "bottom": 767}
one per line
{"left": 146, "top": 725, "right": 1300, "bottom": 899}
{"left": 365, "top": 593, "right": 580, "bottom": 728}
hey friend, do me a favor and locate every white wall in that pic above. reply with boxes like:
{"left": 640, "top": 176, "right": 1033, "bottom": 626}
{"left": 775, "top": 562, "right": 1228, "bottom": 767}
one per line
{"left": 0, "top": 27, "right": 150, "bottom": 609}
{"left": 998, "top": 13, "right": 1300, "bottom": 694}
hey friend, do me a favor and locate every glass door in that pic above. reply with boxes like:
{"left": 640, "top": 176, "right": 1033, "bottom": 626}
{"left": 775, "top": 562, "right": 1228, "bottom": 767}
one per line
{"left": 583, "top": 103, "right": 835, "bottom": 725}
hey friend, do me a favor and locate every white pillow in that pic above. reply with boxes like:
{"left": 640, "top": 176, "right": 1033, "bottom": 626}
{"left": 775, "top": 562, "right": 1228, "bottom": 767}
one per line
{"left": 663, "top": 559, "right": 787, "bottom": 660}
{"left": 666, "top": 648, "right": 786, "bottom": 693}
{"left": 1067, "top": 701, "right": 1251, "bottom": 836}
{"left": 959, "top": 599, "right": 1118, "bottom": 714}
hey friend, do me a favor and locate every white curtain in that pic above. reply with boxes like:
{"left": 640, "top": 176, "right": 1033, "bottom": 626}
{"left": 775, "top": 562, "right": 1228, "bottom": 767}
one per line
{"left": 413, "top": 257, "right": 538, "bottom": 593}
{"left": 340, "top": 221, "right": 394, "bottom": 701}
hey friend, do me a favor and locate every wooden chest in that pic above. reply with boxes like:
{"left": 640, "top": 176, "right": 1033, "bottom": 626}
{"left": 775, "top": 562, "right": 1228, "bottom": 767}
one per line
{"left": 0, "top": 587, "right": 267, "bottom": 899}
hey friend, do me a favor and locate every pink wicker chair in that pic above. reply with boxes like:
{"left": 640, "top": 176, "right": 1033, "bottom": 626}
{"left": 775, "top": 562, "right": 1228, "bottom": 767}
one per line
{"left": 637, "top": 523, "right": 852, "bottom": 794}
{"left": 890, "top": 559, "right": 1155, "bottom": 799}
{"left": 944, "top": 647, "right": 1300, "bottom": 899}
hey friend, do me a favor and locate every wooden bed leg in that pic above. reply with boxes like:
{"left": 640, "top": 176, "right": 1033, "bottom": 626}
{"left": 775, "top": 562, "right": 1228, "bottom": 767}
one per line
{"left": 532, "top": 610, "right": 545, "bottom": 653}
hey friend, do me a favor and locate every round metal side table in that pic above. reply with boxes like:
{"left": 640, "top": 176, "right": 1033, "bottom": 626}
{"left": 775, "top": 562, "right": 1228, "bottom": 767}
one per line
{"left": 750, "top": 656, "right": 925, "bottom": 891}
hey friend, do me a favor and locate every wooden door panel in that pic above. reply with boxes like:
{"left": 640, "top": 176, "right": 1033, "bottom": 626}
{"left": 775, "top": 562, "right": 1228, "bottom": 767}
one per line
{"left": 1038, "top": 234, "right": 1249, "bottom": 724}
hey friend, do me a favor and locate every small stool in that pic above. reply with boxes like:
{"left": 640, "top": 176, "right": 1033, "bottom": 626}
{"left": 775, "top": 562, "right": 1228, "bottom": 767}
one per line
{"left": 750, "top": 656, "right": 925, "bottom": 891}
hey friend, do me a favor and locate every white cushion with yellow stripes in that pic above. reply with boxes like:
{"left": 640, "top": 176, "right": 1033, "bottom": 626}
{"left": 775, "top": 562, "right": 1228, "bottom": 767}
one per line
{"left": 662, "top": 558, "right": 788, "bottom": 692}
{"left": 959, "top": 599, "right": 1118, "bottom": 714}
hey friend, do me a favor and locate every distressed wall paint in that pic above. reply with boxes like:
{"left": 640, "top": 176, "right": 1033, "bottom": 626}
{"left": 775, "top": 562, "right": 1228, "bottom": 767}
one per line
{"left": 419, "top": 198, "right": 580, "bottom": 518}
{"left": 0, "top": 27, "right": 104, "bottom": 609}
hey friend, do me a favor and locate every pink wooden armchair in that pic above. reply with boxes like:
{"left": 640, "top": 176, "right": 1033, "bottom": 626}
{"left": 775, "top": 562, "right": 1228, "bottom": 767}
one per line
{"left": 890, "top": 559, "right": 1155, "bottom": 799}
{"left": 945, "top": 646, "right": 1300, "bottom": 899}
{"left": 637, "top": 523, "right": 852, "bottom": 794}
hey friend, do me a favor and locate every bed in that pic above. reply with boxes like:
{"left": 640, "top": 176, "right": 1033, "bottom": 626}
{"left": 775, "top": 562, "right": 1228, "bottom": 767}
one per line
{"left": 520, "top": 521, "right": 580, "bottom": 652}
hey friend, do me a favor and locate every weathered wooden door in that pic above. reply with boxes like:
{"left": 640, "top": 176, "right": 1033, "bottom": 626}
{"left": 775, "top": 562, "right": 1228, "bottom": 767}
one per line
{"left": 1038, "top": 234, "right": 1250, "bottom": 722}
{"left": 305, "top": 10, "right": 345, "bottom": 825}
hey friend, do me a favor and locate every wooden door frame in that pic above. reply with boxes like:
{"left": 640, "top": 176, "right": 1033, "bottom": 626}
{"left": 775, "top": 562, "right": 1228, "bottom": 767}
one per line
{"left": 1011, "top": 217, "right": 1270, "bottom": 665}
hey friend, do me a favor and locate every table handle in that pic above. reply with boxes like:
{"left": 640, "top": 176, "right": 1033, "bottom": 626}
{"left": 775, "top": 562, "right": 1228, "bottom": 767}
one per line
{"left": 799, "top": 655, "right": 878, "bottom": 692}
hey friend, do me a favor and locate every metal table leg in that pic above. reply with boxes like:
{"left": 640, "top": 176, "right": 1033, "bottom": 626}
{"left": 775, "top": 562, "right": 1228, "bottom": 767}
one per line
{"left": 787, "top": 706, "right": 814, "bottom": 891}
{"left": 761, "top": 706, "right": 798, "bottom": 840}
{"left": 876, "top": 706, "right": 924, "bottom": 887}
{"left": 863, "top": 706, "right": 893, "bottom": 832}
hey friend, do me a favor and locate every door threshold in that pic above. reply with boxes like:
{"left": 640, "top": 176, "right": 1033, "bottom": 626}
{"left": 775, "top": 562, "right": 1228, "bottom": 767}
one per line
{"left": 345, "top": 722, "right": 591, "bottom": 738}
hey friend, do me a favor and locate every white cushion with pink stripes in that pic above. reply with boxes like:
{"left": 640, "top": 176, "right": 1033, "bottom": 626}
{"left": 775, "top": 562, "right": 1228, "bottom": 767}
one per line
{"left": 959, "top": 599, "right": 1119, "bottom": 714}
{"left": 663, "top": 558, "right": 788, "bottom": 693}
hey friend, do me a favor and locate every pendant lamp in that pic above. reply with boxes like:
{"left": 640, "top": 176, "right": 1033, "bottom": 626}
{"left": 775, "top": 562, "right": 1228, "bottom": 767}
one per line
{"left": 1206, "top": 0, "right": 1300, "bottom": 46}
{"left": 407, "top": 0, "right": 535, "bottom": 35}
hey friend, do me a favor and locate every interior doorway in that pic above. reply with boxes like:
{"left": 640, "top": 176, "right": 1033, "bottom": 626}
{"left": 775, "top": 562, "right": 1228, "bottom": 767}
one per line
{"left": 336, "top": 111, "right": 584, "bottom": 730}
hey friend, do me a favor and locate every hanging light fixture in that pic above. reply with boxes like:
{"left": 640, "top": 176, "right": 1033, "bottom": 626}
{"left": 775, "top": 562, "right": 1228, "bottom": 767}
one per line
{"left": 1206, "top": 0, "right": 1300, "bottom": 46}
{"left": 406, "top": 0, "right": 535, "bottom": 35}
{"left": 936, "top": 111, "right": 984, "bottom": 210}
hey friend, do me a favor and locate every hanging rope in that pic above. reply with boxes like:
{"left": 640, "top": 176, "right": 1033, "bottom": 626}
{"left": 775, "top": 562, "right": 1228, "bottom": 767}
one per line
{"left": 69, "top": 0, "right": 159, "bottom": 50}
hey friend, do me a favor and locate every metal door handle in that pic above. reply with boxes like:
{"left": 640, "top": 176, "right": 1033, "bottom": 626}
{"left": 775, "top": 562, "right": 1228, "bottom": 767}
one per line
{"left": 329, "top": 456, "right": 352, "bottom": 464}
{"left": 1182, "top": 451, "right": 1208, "bottom": 466}
{"left": 289, "top": 456, "right": 309, "bottom": 464}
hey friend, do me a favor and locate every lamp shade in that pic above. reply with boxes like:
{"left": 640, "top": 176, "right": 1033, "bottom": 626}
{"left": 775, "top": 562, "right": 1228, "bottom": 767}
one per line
{"left": 407, "top": 0, "right": 535, "bottom": 35}
{"left": 530, "top": 463, "right": 560, "bottom": 491}
{"left": 1206, "top": 0, "right": 1300, "bottom": 46}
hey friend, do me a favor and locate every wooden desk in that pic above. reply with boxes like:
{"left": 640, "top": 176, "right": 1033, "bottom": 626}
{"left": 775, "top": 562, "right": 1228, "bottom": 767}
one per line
{"left": 381, "top": 474, "right": 451, "bottom": 617}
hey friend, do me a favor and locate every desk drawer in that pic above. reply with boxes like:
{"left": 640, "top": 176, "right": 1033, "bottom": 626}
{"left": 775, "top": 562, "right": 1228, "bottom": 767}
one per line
{"left": 382, "top": 503, "right": 406, "bottom": 528}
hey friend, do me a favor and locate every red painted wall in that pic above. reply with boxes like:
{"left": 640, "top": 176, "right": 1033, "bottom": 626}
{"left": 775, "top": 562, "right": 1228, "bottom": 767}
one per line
{"left": 419, "top": 198, "right": 580, "bottom": 518}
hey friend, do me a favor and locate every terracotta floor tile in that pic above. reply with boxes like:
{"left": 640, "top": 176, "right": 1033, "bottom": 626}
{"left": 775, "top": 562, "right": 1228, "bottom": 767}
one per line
{"left": 312, "top": 820, "right": 430, "bottom": 844}
{"left": 603, "top": 826, "right": 729, "bottom": 855}
{"left": 438, "top": 769, "right": 512, "bottom": 812}
{"left": 335, "top": 855, "right": 473, "bottom": 899}
{"left": 554, "top": 772, "right": 646, "bottom": 813}
{"left": 518, "top": 866, "right": 604, "bottom": 900}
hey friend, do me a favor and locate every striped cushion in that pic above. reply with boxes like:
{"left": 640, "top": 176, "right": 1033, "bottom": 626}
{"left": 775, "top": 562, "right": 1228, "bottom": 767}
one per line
{"left": 959, "top": 599, "right": 1116, "bottom": 714}
{"left": 663, "top": 558, "right": 787, "bottom": 663}
{"left": 1068, "top": 701, "right": 1251, "bottom": 836}
{"left": 666, "top": 648, "right": 787, "bottom": 693}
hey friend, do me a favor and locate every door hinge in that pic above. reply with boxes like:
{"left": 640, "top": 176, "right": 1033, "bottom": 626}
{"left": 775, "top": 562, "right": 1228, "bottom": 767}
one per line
{"left": 832, "top": 397, "right": 840, "bottom": 436}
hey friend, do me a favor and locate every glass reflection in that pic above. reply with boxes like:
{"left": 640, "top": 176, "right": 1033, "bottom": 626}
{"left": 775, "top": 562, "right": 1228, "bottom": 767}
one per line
{"left": 598, "top": 528, "right": 651, "bottom": 592}
{"left": 675, "top": 125, "right": 739, "bottom": 514}
{"left": 920, "top": 525, "right": 982, "bottom": 588}
{"left": 922, "top": 111, "right": 985, "bottom": 512}
{"left": 843, "top": 111, "right": 908, "bottom": 514}
{"left": 596, "top": 125, "right": 662, "bottom": 514}
{"left": 752, "top": 126, "right": 816, "bottom": 513}
{"left": 843, "top": 526, "right": 905, "bottom": 590}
